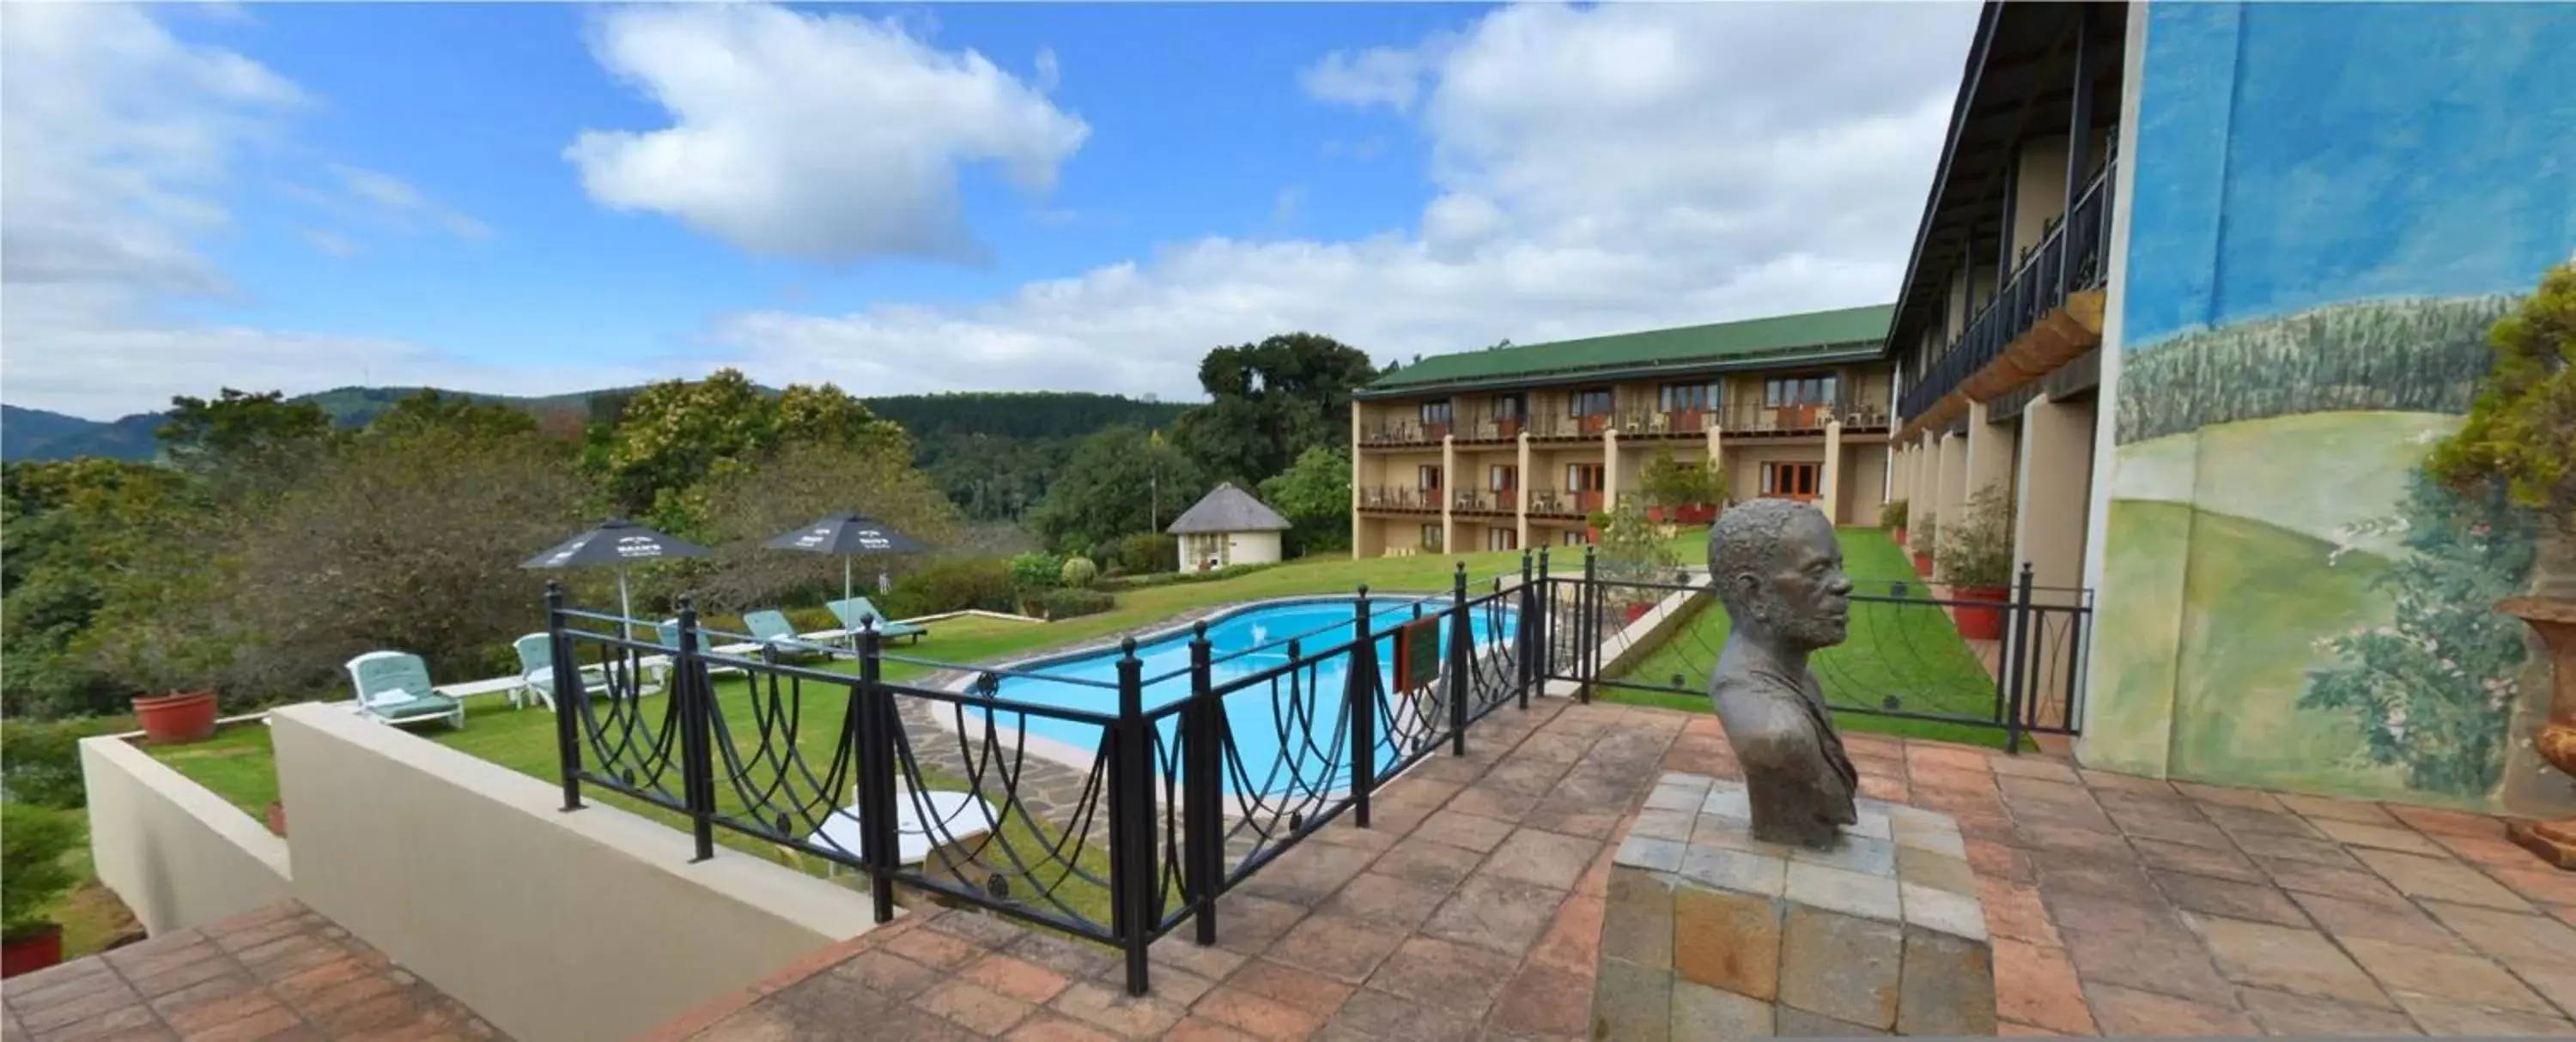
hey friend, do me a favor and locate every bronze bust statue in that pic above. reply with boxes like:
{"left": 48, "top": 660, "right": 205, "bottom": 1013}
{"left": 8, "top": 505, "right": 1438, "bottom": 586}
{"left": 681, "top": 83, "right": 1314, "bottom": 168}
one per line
{"left": 1705, "top": 499, "right": 1860, "bottom": 849}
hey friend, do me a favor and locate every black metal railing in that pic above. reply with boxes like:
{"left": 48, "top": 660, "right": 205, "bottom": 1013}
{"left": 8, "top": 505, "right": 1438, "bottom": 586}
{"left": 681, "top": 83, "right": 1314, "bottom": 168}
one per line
{"left": 1899, "top": 160, "right": 2117, "bottom": 422}
{"left": 544, "top": 546, "right": 2090, "bottom": 997}
{"left": 1357, "top": 486, "right": 1441, "bottom": 512}
{"left": 1558, "top": 560, "right": 2089, "bottom": 748}
{"left": 543, "top": 563, "right": 1542, "bottom": 998}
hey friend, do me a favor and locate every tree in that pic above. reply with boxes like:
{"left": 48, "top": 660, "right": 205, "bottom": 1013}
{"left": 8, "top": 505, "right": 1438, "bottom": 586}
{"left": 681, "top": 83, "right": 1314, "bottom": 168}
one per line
{"left": 1029, "top": 426, "right": 1207, "bottom": 554}
{"left": 2, "top": 460, "right": 196, "bottom": 717}
{"left": 1258, "top": 445, "right": 1353, "bottom": 555}
{"left": 2427, "top": 261, "right": 2575, "bottom": 530}
{"left": 157, "top": 388, "right": 334, "bottom": 491}
{"left": 1171, "top": 333, "right": 1377, "bottom": 487}
{"left": 689, "top": 441, "right": 962, "bottom": 613}
{"left": 598, "top": 369, "right": 910, "bottom": 534}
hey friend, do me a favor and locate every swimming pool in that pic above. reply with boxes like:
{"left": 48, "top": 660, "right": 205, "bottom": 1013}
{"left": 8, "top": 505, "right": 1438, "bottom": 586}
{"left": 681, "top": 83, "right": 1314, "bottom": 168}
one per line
{"left": 971, "top": 597, "right": 1519, "bottom": 796}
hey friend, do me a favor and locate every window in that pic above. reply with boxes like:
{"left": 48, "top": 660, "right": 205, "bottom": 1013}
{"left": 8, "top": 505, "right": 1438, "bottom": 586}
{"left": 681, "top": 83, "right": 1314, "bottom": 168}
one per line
{"left": 1489, "top": 464, "right": 1517, "bottom": 492}
{"left": 1486, "top": 527, "right": 1517, "bottom": 551}
{"left": 1565, "top": 463, "right": 1605, "bottom": 492}
{"left": 1660, "top": 382, "right": 1718, "bottom": 412}
{"left": 1419, "top": 399, "right": 1454, "bottom": 425}
{"left": 1571, "top": 389, "right": 1613, "bottom": 416}
{"left": 1492, "top": 393, "right": 1526, "bottom": 420}
{"left": 1421, "top": 524, "right": 1443, "bottom": 549}
{"left": 1759, "top": 462, "right": 1820, "bottom": 499}
{"left": 1563, "top": 530, "right": 1586, "bottom": 547}
{"left": 1418, "top": 464, "right": 1443, "bottom": 491}
{"left": 1764, "top": 374, "right": 1839, "bottom": 407}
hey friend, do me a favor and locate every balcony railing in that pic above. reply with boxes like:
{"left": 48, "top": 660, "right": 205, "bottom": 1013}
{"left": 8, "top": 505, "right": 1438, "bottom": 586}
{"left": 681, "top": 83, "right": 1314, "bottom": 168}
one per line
{"left": 1899, "top": 159, "right": 2117, "bottom": 422}
{"left": 1526, "top": 488, "right": 1602, "bottom": 517}
{"left": 1449, "top": 489, "right": 1516, "bottom": 515}
{"left": 1609, "top": 398, "right": 1890, "bottom": 439}
{"left": 1358, "top": 486, "right": 1442, "bottom": 512}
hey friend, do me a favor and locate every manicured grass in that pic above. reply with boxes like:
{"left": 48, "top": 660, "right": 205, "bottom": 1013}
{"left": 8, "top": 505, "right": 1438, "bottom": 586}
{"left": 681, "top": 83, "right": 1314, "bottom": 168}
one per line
{"left": 1599, "top": 527, "right": 2026, "bottom": 751}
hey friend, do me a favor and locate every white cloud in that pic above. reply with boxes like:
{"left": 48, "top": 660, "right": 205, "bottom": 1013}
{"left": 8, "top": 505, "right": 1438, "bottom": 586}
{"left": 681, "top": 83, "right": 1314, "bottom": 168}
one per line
{"left": 564, "top": 4, "right": 1090, "bottom": 264}
{"left": 0, "top": 4, "right": 602, "bottom": 419}
{"left": 714, "top": 2, "right": 1979, "bottom": 400}
{"left": 325, "top": 163, "right": 493, "bottom": 240}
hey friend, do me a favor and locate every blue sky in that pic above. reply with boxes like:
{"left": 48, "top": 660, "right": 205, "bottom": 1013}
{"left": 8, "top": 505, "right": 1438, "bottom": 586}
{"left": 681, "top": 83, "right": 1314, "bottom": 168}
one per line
{"left": 2120, "top": 2, "right": 2576, "bottom": 348}
{"left": 2, "top": 3, "right": 1977, "bottom": 419}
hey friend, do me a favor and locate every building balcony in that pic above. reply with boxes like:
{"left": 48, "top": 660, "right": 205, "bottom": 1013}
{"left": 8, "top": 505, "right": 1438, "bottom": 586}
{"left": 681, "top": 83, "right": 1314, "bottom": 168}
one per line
{"left": 1608, "top": 398, "right": 1891, "bottom": 440}
{"left": 1526, "top": 488, "right": 1604, "bottom": 518}
{"left": 1357, "top": 486, "right": 1442, "bottom": 512}
{"left": 1899, "top": 159, "right": 2117, "bottom": 432}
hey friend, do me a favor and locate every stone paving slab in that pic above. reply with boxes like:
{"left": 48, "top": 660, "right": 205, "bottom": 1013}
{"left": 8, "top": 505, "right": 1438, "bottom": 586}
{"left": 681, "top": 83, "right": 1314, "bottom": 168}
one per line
{"left": 1, "top": 902, "right": 506, "bottom": 1042}
{"left": 648, "top": 698, "right": 2576, "bottom": 1039}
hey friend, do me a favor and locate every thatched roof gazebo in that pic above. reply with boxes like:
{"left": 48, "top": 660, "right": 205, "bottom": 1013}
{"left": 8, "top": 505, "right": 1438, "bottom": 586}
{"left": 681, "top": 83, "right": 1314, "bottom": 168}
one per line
{"left": 1165, "top": 482, "right": 1291, "bottom": 572}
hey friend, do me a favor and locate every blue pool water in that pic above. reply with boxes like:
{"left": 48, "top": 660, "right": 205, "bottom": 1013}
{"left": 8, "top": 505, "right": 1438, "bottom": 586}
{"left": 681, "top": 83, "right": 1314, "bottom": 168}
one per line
{"left": 975, "top": 597, "right": 1518, "bottom": 796}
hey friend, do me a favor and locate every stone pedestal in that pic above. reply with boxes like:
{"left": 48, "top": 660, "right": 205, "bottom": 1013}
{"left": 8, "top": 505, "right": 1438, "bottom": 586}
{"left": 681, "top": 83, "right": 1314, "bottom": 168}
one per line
{"left": 1591, "top": 772, "right": 1996, "bottom": 1039}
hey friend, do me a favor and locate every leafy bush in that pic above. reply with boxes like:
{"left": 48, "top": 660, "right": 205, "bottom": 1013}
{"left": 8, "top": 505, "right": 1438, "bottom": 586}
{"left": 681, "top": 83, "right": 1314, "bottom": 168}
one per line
{"left": 2, "top": 803, "right": 80, "bottom": 942}
{"left": 1884, "top": 498, "right": 1910, "bottom": 529}
{"left": 1, "top": 717, "right": 131, "bottom": 809}
{"left": 1096, "top": 562, "right": 1273, "bottom": 591}
{"left": 880, "top": 556, "right": 1018, "bottom": 619}
{"left": 2303, "top": 471, "right": 2538, "bottom": 795}
{"left": 1006, "top": 552, "right": 1064, "bottom": 592}
{"left": 1910, "top": 514, "right": 1939, "bottom": 554}
{"left": 2426, "top": 262, "right": 2574, "bottom": 530}
{"left": 1060, "top": 556, "right": 1098, "bottom": 589}
{"left": 1941, "top": 486, "right": 2015, "bottom": 588}
{"left": 1037, "top": 588, "right": 1115, "bottom": 621}
{"left": 1117, "top": 532, "right": 1179, "bottom": 573}
{"left": 2115, "top": 295, "right": 2513, "bottom": 445}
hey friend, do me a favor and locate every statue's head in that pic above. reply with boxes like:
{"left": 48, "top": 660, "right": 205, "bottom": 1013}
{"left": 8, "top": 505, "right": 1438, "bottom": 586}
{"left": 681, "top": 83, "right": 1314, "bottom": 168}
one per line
{"left": 1708, "top": 500, "right": 1852, "bottom": 650}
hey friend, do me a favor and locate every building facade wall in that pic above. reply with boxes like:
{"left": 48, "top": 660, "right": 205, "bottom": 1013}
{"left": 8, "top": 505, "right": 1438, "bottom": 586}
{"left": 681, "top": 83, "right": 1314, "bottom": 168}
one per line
{"left": 2081, "top": 1, "right": 2576, "bottom": 812}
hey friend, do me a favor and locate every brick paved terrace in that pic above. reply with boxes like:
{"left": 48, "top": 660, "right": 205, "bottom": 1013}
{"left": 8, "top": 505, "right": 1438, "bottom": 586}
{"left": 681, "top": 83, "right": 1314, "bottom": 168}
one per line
{"left": 641, "top": 698, "right": 2576, "bottom": 1040}
{"left": 3, "top": 903, "right": 506, "bottom": 1042}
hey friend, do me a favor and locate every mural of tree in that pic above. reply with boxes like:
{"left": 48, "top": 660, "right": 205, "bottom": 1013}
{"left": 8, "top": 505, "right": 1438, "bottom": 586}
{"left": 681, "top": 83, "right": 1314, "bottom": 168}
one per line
{"left": 2302, "top": 471, "right": 2538, "bottom": 796}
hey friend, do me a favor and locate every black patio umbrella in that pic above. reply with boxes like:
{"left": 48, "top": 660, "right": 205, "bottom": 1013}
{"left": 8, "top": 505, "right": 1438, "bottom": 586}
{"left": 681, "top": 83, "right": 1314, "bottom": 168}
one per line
{"left": 520, "top": 518, "right": 712, "bottom": 638}
{"left": 762, "top": 512, "right": 929, "bottom": 611}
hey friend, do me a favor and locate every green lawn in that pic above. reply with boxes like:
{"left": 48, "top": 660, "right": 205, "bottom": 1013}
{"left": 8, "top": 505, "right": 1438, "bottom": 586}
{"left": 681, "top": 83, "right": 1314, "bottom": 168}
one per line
{"left": 1599, "top": 527, "right": 2026, "bottom": 750}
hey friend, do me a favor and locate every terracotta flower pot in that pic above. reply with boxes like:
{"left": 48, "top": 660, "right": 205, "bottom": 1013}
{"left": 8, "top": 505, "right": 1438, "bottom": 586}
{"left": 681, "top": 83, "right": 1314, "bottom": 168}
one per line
{"left": 1911, "top": 551, "right": 1934, "bottom": 576}
{"left": 132, "top": 689, "right": 217, "bottom": 746}
{"left": 2502, "top": 597, "right": 2576, "bottom": 869}
{"left": 1892, "top": 526, "right": 1908, "bottom": 548}
{"left": 265, "top": 800, "right": 289, "bottom": 838}
{"left": 2, "top": 924, "right": 64, "bottom": 979}
{"left": 1951, "top": 586, "right": 2010, "bottom": 641}
{"left": 1645, "top": 506, "right": 1667, "bottom": 524}
{"left": 1622, "top": 603, "right": 1654, "bottom": 626}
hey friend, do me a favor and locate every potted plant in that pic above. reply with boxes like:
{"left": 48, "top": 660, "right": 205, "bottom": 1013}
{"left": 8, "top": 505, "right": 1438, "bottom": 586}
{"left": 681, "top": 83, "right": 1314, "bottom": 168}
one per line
{"left": 1640, "top": 448, "right": 1691, "bottom": 524}
{"left": 1885, "top": 498, "right": 1911, "bottom": 548}
{"left": 1939, "top": 486, "right": 2016, "bottom": 640}
{"left": 1585, "top": 510, "right": 1613, "bottom": 544}
{"left": 3, "top": 803, "right": 82, "bottom": 978}
{"left": 1909, "top": 514, "right": 1938, "bottom": 576}
{"left": 2424, "top": 262, "right": 2576, "bottom": 866}
{"left": 265, "top": 800, "right": 289, "bottom": 837}
{"left": 1597, "top": 504, "right": 1680, "bottom": 625}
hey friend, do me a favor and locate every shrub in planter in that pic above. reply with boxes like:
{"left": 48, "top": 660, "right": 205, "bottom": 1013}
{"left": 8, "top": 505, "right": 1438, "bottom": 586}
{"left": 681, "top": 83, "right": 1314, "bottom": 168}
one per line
{"left": 1884, "top": 498, "right": 1911, "bottom": 546}
{"left": 2, "top": 803, "right": 81, "bottom": 978}
{"left": 1037, "top": 588, "right": 1115, "bottom": 621}
{"left": 1940, "top": 486, "right": 2017, "bottom": 640}
{"left": 1059, "top": 556, "right": 1098, "bottom": 589}
{"left": 1909, "top": 514, "right": 1938, "bottom": 575}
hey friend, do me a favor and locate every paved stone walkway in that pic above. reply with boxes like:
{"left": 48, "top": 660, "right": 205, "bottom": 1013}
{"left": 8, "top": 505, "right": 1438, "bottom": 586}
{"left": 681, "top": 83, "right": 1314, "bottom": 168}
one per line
{"left": 648, "top": 698, "right": 2576, "bottom": 1039}
{"left": 2, "top": 903, "right": 505, "bottom": 1042}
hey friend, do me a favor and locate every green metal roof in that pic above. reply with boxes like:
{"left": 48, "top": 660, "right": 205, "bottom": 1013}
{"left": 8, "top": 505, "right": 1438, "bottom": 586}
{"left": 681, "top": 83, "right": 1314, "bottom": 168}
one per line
{"left": 1364, "top": 303, "right": 1894, "bottom": 396}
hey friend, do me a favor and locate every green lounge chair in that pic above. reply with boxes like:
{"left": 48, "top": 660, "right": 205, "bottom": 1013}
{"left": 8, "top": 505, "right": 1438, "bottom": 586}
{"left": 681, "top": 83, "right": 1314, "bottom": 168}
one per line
{"left": 826, "top": 597, "right": 927, "bottom": 645}
{"left": 656, "top": 620, "right": 747, "bottom": 677}
{"left": 741, "top": 610, "right": 839, "bottom": 662}
{"left": 345, "top": 651, "right": 465, "bottom": 730}
{"left": 513, "top": 633, "right": 659, "bottom": 710}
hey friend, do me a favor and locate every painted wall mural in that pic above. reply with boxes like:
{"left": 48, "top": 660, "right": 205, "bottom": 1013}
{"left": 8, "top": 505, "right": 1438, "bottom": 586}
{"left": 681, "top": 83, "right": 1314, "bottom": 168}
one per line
{"left": 2082, "top": 3, "right": 2576, "bottom": 809}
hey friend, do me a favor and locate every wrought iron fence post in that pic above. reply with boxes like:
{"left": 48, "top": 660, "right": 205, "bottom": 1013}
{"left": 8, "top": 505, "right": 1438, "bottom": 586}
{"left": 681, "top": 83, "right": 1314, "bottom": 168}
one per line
{"left": 1349, "top": 586, "right": 1377, "bottom": 829}
{"left": 1448, "top": 563, "right": 1470, "bottom": 754}
{"left": 1536, "top": 547, "right": 1553, "bottom": 687}
{"left": 854, "top": 623, "right": 898, "bottom": 923}
{"left": 1109, "top": 640, "right": 1155, "bottom": 996}
{"left": 1517, "top": 549, "right": 1535, "bottom": 711}
{"left": 1184, "top": 622, "right": 1222, "bottom": 947}
{"left": 2003, "top": 563, "right": 2035, "bottom": 755}
{"left": 675, "top": 599, "right": 716, "bottom": 862}
{"left": 545, "top": 582, "right": 584, "bottom": 812}
{"left": 1580, "top": 546, "right": 1598, "bottom": 703}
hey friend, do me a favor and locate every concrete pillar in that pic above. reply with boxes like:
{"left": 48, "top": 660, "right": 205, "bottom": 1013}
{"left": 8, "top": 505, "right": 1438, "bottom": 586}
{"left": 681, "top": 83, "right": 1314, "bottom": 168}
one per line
{"left": 1603, "top": 430, "right": 1622, "bottom": 513}
{"left": 1441, "top": 436, "right": 1456, "bottom": 554}
{"left": 2015, "top": 394, "right": 2097, "bottom": 603}
{"left": 1349, "top": 401, "right": 1364, "bottom": 560}
{"left": 1819, "top": 419, "right": 1844, "bottom": 524}
{"left": 1516, "top": 433, "right": 1533, "bottom": 549}
{"left": 1965, "top": 400, "right": 2017, "bottom": 508}
{"left": 1933, "top": 431, "right": 1965, "bottom": 578}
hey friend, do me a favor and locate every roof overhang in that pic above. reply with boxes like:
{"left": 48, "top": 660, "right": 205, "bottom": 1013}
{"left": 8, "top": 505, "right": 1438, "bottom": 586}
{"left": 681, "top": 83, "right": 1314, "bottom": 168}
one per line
{"left": 1355, "top": 343, "right": 1883, "bottom": 401}
{"left": 1885, "top": 3, "right": 2127, "bottom": 354}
